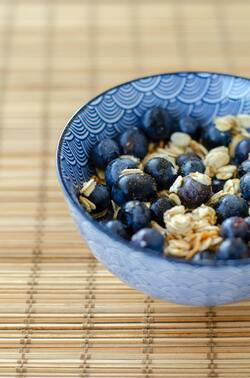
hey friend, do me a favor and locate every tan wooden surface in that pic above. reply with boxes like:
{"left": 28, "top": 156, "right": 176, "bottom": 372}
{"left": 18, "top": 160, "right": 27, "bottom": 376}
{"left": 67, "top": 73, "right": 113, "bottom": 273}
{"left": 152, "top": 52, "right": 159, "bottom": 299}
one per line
{"left": 0, "top": 0, "right": 250, "bottom": 376}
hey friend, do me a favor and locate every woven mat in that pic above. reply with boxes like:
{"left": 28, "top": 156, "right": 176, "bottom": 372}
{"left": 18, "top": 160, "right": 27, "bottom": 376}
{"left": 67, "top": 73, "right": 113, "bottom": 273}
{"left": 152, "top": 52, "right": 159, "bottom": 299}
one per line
{"left": 1, "top": 0, "right": 250, "bottom": 377}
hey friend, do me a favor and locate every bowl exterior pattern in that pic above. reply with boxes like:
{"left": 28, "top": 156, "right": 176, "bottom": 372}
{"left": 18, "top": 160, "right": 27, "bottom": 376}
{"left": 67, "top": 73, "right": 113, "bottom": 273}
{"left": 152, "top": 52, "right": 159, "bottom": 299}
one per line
{"left": 58, "top": 72, "right": 250, "bottom": 306}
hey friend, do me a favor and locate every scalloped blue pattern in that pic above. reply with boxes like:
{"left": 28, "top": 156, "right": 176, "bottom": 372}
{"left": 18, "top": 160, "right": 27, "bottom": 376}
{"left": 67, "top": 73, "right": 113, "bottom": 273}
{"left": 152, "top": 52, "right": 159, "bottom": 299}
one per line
{"left": 57, "top": 72, "right": 250, "bottom": 306}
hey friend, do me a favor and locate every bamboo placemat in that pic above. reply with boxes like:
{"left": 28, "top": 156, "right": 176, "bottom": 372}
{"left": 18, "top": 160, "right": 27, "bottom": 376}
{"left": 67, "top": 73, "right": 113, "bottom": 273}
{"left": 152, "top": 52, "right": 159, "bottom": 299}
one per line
{"left": 1, "top": 0, "right": 250, "bottom": 377}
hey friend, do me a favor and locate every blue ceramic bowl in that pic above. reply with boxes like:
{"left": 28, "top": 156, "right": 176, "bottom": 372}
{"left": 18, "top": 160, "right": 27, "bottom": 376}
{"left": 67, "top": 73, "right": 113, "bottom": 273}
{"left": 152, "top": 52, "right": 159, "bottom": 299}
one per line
{"left": 57, "top": 71, "right": 250, "bottom": 306}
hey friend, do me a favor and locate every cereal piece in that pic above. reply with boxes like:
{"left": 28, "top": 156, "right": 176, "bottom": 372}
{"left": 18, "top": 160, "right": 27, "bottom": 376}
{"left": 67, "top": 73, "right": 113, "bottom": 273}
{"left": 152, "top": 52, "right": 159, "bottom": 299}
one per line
{"left": 156, "top": 148, "right": 177, "bottom": 167}
{"left": 120, "top": 155, "right": 140, "bottom": 164}
{"left": 165, "top": 239, "right": 190, "bottom": 257}
{"left": 92, "top": 209, "right": 108, "bottom": 219}
{"left": 168, "top": 193, "right": 181, "bottom": 205}
{"left": 165, "top": 143, "right": 185, "bottom": 157}
{"left": 151, "top": 220, "right": 167, "bottom": 235}
{"left": 204, "top": 146, "right": 230, "bottom": 170}
{"left": 189, "top": 172, "right": 212, "bottom": 186}
{"left": 189, "top": 140, "right": 208, "bottom": 158}
{"left": 207, "top": 190, "right": 228, "bottom": 205}
{"left": 80, "top": 178, "right": 97, "bottom": 197}
{"left": 148, "top": 142, "right": 157, "bottom": 153}
{"left": 194, "top": 223, "right": 220, "bottom": 232}
{"left": 142, "top": 150, "right": 176, "bottom": 168}
{"left": 223, "top": 178, "right": 240, "bottom": 195}
{"left": 229, "top": 134, "right": 245, "bottom": 156}
{"left": 216, "top": 165, "right": 237, "bottom": 180}
{"left": 79, "top": 196, "right": 96, "bottom": 212}
{"left": 186, "top": 230, "right": 219, "bottom": 259}
{"left": 170, "top": 132, "right": 191, "bottom": 147}
{"left": 165, "top": 213, "right": 193, "bottom": 236}
{"left": 96, "top": 168, "right": 105, "bottom": 181}
{"left": 214, "top": 115, "right": 237, "bottom": 131}
{"left": 205, "top": 165, "right": 215, "bottom": 177}
{"left": 164, "top": 205, "right": 185, "bottom": 221}
{"left": 119, "top": 168, "right": 144, "bottom": 177}
{"left": 192, "top": 204, "right": 216, "bottom": 224}
{"left": 237, "top": 114, "right": 250, "bottom": 129}
{"left": 241, "top": 129, "right": 250, "bottom": 138}
{"left": 169, "top": 175, "right": 183, "bottom": 193}
{"left": 111, "top": 200, "right": 120, "bottom": 219}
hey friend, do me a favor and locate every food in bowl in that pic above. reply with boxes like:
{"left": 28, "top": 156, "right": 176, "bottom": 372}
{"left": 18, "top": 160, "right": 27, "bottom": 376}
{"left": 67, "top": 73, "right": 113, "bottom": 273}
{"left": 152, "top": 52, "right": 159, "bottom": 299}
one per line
{"left": 78, "top": 109, "right": 250, "bottom": 262}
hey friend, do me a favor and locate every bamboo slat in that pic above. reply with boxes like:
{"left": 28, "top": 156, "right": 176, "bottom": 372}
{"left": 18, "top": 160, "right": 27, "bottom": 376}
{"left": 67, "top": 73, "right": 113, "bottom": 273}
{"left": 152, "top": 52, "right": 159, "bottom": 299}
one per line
{"left": 0, "top": 0, "right": 250, "bottom": 377}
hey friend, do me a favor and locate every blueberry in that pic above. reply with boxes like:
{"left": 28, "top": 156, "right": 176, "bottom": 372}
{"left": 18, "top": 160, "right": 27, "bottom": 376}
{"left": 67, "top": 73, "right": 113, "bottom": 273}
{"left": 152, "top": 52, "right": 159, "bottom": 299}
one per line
{"left": 105, "top": 220, "right": 129, "bottom": 240}
{"left": 117, "top": 200, "right": 151, "bottom": 233}
{"left": 150, "top": 197, "right": 175, "bottom": 227}
{"left": 214, "top": 194, "right": 248, "bottom": 223}
{"left": 192, "top": 250, "right": 215, "bottom": 264}
{"left": 240, "top": 173, "right": 250, "bottom": 200}
{"left": 212, "top": 178, "right": 225, "bottom": 193}
{"left": 88, "top": 184, "right": 111, "bottom": 212}
{"left": 105, "top": 157, "right": 138, "bottom": 187}
{"left": 238, "top": 160, "right": 250, "bottom": 177}
{"left": 176, "top": 116, "right": 201, "bottom": 139}
{"left": 179, "top": 159, "right": 205, "bottom": 176}
{"left": 91, "top": 138, "right": 120, "bottom": 169}
{"left": 202, "top": 125, "right": 231, "bottom": 149}
{"left": 178, "top": 176, "right": 212, "bottom": 208}
{"left": 118, "top": 127, "right": 148, "bottom": 159}
{"left": 176, "top": 153, "right": 201, "bottom": 167}
{"left": 220, "top": 216, "right": 250, "bottom": 242}
{"left": 235, "top": 139, "right": 250, "bottom": 163}
{"left": 132, "top": 228, "right": 164, "bottom": 252}
{"left": 144, "top": 157, "right": 177, "bottom": 190}
{"left": 141, "top": 107, "right": 173, "bottom": 141}
{"left": 111, "top": 173, "right": 157, "bottom": 206}
{"left": 216, "top": 238, "right": 249, "bottom": 260}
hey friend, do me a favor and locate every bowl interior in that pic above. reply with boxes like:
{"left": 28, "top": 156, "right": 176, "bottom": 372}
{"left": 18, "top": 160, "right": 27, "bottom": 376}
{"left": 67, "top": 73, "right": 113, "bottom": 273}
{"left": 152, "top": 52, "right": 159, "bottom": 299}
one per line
{"left": 57, "top": 71, "right": 250, "bottom": 208}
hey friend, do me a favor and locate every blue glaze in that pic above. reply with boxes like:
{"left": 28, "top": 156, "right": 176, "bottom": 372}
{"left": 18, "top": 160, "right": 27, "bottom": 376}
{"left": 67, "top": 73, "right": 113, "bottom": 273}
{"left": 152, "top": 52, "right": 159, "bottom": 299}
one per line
{"left": 57, "top": 72, "right": 250, "bottom": 306}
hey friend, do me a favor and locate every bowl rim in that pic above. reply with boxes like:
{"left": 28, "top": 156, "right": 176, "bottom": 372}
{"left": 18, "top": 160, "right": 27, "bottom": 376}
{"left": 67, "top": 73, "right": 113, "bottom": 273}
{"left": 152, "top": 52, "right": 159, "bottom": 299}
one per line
{"left": 56, "top": 70, "right": 250, "bottom": 268}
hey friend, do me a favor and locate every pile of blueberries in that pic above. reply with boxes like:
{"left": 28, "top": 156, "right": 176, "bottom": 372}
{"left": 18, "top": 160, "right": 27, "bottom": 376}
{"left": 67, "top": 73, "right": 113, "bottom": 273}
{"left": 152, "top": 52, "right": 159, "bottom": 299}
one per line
{"left": 79, "top": 107, "right": 250, "bottom": 262}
